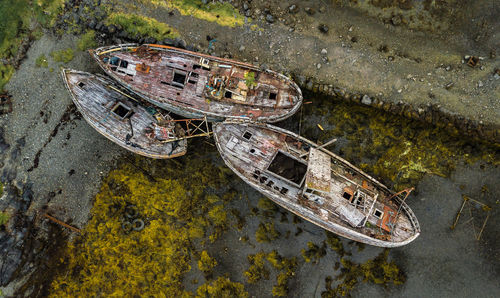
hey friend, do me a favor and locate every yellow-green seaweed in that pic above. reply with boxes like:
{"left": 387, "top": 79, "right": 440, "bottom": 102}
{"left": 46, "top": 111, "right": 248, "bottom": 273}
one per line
{"left": 303, "top": 97, "right": 500, "bottom": 190}
{"left": 50, "top": 153, "right": 234, "bottom": 296}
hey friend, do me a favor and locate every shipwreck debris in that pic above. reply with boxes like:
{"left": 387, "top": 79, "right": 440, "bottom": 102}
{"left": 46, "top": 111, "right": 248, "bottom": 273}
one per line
{"left": 90, "top": 44, "right": 303, "bottom": 123}
{"left": 213, "top": 122, "right": 420, "bottom": 247}
{"left": 62, "top": 69, "right": 190, "bottom": 159}
{"left": 450, "top": 195, "right": 491, "bottom": 240}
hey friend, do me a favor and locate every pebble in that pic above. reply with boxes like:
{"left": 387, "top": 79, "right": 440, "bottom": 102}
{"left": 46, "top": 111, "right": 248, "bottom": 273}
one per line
{"left": 316, "top": 63, "right": 321, "bottom": 69}
{"left": 305, "top": 7, "right": 315, "bottom": 15}
{"left": 243, "top": 3, "right": 248, "bottom": 11}
{"left": 391, "top": 15, "right": 402, "bottom": 26}
{"left": 321, "top": 48, "right": 328, "bottom": 55}
{"left": 239, "top": 45, "right": 245, "bottom": 52}
{"left": 494, "top": 73, "right": 500, "bottom": 80}
{"left": 361, "top": 95, "right": 372, "bottom": 105}
{"left": 318, "top": 24, "right": 329, "bottom": 33}
{"left": 266, "top": 14, "right": 275, "bottom": 23}
{"left": 477, "top": 80, "right": 483, "bottom": 87}
{"left": 288, "top": 4, "right": 298, "bottom": 14}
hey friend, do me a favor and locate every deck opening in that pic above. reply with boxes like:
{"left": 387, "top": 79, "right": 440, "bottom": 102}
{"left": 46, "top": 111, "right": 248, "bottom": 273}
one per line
{"left": 259, "top": 176, "right": 267, "bottom": 183}
{"left": 243, "top": 131, "right": 253, "bottom": 140}
{"left": 119, "top": 60, "right": 128, "bottom": 68}
{"left": 373, "top": 209, "right": 383, "bottom": 219}
{"left": 78, "top": 82, "right": 85, "bottom": 88}
{"left": 190, "top": 72, "right": 199, "bottom": 78}
{"left": 188, "top": 80, "right": 197, "bottom": 84}
{"left": 173, "top": 70, "right": 187, "bottom": 87}
{"left": 193, "top": 64, "right": 201, "bottom": 70}
{"left": 267, "top": 180, "right": 274, "bottom": 187}
{"left": 224, "top": 90, "right": 233, "bottom": 98}
{"left": 111, "top": 102, "right": 131, "bottom": 119}
{"left": 267, "top": 151, "right": 307, "bottom": 186}
{"left": 342, "top": 192, "right": 352, "bottom": 200}
{"left": 269, "top": 92, "right": 277, "bottom": 100}
{"left": 250, "top": 148, "right": 256, "bottom": 154}
{"left": 280, "top": 187, "right": 289, "bottom": 195}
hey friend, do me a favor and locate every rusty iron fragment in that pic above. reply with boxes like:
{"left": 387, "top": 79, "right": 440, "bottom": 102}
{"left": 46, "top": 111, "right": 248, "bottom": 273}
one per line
{"left": 213, "top": 122, "right": 421, "bottom": 247}
{"left": 90, "top": 44, "right": 302, "bottom": 123}
{"left": 43, "top": 213, "right": 81, "bottom": 234}
{"left": 62, "top": 69, "right": 189, "bottom": 159}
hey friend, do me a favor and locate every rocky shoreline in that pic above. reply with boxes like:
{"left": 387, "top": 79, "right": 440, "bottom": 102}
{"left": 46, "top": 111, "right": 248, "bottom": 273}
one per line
{"left": 53, "top": 0, "right": 500, "bottom": 143}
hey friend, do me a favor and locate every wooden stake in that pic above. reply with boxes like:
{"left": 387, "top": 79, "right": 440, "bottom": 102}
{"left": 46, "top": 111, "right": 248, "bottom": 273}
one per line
{"left": 450, "top": 198, "right": 467, "bottom": 230}
{"left": 476, "top": 212, "right": 490, "bottom": 240}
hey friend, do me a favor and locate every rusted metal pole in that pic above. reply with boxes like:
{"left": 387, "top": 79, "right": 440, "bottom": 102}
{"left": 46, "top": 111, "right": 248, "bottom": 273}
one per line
{"left": 43, "top": 213, "right": 81, "bottom": 234}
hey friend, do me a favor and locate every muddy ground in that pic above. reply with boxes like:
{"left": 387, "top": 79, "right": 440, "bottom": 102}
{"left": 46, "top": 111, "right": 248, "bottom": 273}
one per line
{"left": 132, "top": 0, "right": 500, "bottom": 134}
{"left": 0, "top": 0, "right": 499, "bottom": 296}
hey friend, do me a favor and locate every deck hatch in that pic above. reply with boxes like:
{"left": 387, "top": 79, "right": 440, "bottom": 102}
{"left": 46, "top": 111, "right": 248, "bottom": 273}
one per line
{"left": 267, "top": 151, "right": 307, "bottom": 186}
{"left": 172, "top": 70, "right": 187, "bottom": 87}
{"left": 111, "top": 102, "right": 132, "bottom": 119}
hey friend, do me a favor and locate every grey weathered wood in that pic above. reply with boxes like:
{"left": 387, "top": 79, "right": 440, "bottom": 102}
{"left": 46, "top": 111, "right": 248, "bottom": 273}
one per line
{"left": 90, "top": 44, "right": 302, "bottom": 122}
{"left": 213, "top": 122, "right": 421, "bottom": 247}
{"left": 62, "top": 69, "right": 187, "bottom": 159}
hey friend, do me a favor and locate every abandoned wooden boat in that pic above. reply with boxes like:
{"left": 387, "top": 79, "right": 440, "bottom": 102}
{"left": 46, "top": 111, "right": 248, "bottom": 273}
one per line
{"left": 89, "top": 44, "right": 302, "bottom": 123}
{"left": 62, "top": 69, "right": 187, "bottom": 159}
{"left": 213, "top": 122, "right": 420, "bottom": 247}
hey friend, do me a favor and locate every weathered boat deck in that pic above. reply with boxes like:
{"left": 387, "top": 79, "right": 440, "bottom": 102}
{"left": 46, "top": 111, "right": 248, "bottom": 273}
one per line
{"left": 214, "top": 122, "right": 420, "bottom": 247}
{"left": 62, "top": 69, "right": 187, "bottom": 159}
{"left": 90, "top": 44, "right": 302, "bottom": 122}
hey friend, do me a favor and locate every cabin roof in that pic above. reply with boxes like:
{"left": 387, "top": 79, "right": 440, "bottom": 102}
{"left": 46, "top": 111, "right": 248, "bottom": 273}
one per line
{"left": 305, "top": 148, "right": 331, "bottom": 192}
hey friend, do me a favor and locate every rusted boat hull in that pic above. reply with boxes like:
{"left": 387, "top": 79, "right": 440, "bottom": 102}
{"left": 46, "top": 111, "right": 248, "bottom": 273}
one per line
{"left": 213, "top": 122, "right": 420, "bottom": 247}
{"left": 62, "top": 69, "right": 187, "bottom": 159}
{"left": 90, "top": 44, "right": 302, "bottom": 123}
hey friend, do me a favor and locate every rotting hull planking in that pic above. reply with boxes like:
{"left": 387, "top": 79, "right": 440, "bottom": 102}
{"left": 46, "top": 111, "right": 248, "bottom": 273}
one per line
{"left": 213, "top": 122, "right": 420, "bottom": 247}
{"left": 90, "top": 44, "right": 303, "bottom": 123}
{"left": 62, "top": 69, "right": 187, "bottom": 159}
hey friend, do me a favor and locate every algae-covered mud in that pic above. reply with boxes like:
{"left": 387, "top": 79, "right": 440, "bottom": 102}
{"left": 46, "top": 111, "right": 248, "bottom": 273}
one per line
{"left": 0, "top": 0, "right": 499, "bottom": 297}
{"left": 297, "top": 92, "right": 499, "bottom": 191}
{"left": 45, "top": 93, "right": 499, "bottom": 297}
